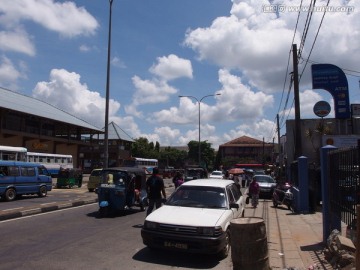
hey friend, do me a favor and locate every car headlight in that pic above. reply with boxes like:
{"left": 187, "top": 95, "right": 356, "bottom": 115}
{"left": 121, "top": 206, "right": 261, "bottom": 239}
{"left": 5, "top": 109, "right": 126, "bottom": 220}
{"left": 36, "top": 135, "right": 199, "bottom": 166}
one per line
{"left": 144, "top": 221, "right": 159, "bottom": 229}
{"left": 198, "top": 226, "right": 223, "bottom": 236}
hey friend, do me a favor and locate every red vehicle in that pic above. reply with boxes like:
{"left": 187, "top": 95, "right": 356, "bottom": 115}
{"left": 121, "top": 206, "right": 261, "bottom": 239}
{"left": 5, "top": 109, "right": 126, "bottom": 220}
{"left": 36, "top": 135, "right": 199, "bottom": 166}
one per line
{"left": 234, "top": 163, "right": 268, "bottom": 175}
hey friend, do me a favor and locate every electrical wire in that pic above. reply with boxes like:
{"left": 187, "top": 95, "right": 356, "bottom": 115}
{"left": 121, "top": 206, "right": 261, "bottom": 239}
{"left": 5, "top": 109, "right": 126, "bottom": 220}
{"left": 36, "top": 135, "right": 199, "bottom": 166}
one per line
{"left": 299, "top": 0, "right": 330, "bottom": 81}
{"left": 267, "top": 0, "right": 304, "bottom": 143}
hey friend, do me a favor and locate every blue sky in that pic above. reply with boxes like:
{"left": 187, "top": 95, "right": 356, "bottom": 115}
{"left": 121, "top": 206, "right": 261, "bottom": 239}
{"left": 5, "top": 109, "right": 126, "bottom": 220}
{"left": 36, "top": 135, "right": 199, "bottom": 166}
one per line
{"left": 0, "top": 0, "right": 359, "bottom": 149}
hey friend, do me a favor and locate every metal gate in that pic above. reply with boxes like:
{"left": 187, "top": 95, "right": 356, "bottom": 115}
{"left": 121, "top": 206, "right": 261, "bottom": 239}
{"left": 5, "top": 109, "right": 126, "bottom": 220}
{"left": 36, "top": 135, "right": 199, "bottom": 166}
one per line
{"left": 328, "top": 144, "right": 360, "bottom": 228}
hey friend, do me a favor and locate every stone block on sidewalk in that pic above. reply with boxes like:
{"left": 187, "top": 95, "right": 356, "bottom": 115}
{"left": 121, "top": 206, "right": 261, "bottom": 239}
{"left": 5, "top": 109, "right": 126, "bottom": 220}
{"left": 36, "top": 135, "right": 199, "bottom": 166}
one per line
{"left": 336, "top": 235, "right": 356, "bottom": 253}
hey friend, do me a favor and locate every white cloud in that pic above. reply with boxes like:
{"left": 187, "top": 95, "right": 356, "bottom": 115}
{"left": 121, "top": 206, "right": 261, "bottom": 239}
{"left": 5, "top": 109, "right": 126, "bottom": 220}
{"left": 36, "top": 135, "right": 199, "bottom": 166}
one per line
{"left": 31, "top": 69, "right": 144, "bottom": 141}
{"left": 0, "top": 56, "right": 26, "bottom": 90}
{"left": 0, "top": 27, "right": 35, "bottom": 56}
{"left": 79, "top": 44, "right": 90, "bottom": 52}
{"left": 152, "top": 69, "right": 274, "bottom": 126}
{"left": 149, "top": 54, "right": 193, "bottom": 81}
{"left": 184, "top": 0, "right": 360, "bottom": 95}
{"left": 0, "top": 0, "right": 98, "bottom": 37}
{"left": 124, "top": 76, "right": 178, "bottom": 118}
{"left": 111, "top": 57, "right": 126, "bottom": 68}
{"left": 32, "top": 68, "right": 119, "bottom": 129}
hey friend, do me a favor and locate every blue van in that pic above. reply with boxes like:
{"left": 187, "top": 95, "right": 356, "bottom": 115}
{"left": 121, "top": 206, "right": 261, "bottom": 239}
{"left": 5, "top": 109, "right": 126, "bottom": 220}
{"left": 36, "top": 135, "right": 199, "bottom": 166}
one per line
{"left": 0, "top": 161, "right": 52, "bottom": 201}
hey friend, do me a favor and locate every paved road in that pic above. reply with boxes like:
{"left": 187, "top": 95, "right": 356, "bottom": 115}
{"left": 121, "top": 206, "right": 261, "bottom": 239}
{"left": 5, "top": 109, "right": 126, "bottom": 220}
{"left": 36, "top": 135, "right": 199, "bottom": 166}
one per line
{"left": 0, "top": 176, "right": 235, "bottom": 270}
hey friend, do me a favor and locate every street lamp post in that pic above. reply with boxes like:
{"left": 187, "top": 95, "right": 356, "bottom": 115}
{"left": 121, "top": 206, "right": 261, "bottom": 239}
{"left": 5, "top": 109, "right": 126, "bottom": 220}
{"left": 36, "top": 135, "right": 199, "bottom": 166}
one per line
{"left": 104, "top": 0, "right": 114, "bottom": 168}
{"left": 179, "top": 93, "right": 221, "bottom": 166}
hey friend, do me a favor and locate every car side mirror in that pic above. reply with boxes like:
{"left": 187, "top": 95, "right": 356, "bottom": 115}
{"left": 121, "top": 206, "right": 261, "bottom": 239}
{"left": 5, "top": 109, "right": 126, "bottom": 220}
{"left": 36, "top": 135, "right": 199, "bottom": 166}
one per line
{"left": 230, "top": 203, "right": 239, "bottom": 209}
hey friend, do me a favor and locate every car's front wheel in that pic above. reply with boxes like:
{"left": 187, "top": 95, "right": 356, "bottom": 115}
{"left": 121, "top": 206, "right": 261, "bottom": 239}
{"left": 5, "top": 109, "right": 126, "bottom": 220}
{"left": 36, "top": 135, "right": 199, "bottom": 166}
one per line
{"left": 218, "top": 229, "right": 230, "bottom": 259}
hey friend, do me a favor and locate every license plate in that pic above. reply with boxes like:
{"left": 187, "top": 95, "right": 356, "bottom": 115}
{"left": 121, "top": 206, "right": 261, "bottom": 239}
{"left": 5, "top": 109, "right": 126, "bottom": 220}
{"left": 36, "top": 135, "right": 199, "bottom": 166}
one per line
{"left": 164, "top": 241, "right": 188, "bottom": 249}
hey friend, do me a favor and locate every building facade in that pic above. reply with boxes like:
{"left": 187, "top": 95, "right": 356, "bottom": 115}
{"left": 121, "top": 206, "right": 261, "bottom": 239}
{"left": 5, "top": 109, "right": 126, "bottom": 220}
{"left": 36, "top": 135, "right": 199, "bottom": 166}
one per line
{"left": 218, "top": 135, "right": 276, "bottom": 166}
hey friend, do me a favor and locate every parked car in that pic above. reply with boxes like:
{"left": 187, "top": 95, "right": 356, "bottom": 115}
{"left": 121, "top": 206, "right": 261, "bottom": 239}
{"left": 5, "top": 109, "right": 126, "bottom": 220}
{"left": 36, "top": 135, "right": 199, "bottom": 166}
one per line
{"left": 253, "top": 175, "right": 277, "bottom": 198}
{"left": 141, "top": 179, "right": 245, "bottom": 259}
{"left": 209, "top": 170, "right": 224, "bottom": 179}
{"left": 184, "top": 167, "right": 207, "bottom": 181}
{"left": 87, "top": 168, "right": 102, "bottom": 192}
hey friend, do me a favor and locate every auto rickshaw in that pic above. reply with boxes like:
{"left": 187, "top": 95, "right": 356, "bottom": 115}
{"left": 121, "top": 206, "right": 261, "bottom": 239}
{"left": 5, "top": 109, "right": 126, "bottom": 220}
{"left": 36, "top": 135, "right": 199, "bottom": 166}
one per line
{"left": 95, "top": 167, "right": 147, "bottom": 217}
{"left": 56, "top": 168, "right": 83, "bottom": 188}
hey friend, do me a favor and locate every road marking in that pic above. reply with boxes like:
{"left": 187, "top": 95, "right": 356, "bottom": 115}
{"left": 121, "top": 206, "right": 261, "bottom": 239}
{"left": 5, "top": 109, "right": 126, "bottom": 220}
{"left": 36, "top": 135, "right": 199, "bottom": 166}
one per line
{"left": 40, "top": 202, "right": 58, "bottom": 206}
{"left": 2, "top": 207, "right": 23, "bottom": 212}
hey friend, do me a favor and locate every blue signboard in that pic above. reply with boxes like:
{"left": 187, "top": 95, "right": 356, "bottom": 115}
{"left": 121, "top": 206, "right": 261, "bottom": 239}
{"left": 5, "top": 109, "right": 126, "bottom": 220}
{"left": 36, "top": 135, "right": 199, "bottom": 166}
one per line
{"left": 311, "top": 64, "right": 350, "bottom": 119}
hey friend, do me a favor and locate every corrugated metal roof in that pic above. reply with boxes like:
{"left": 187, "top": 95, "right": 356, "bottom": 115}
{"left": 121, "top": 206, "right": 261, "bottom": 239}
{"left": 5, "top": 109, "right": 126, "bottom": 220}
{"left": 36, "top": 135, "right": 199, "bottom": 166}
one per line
{"left": 0, "top": 87, "right": 103, "bottom": 132}
{"left": 97, "top": 121, "right": 134, "bottom": 142}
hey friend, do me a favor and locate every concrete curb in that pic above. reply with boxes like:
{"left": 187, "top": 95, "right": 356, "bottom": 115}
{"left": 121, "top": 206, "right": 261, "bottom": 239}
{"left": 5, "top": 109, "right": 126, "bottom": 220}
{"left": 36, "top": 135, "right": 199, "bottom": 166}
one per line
{"left": 0, "top": 197, "right": 98, "bottom": 221}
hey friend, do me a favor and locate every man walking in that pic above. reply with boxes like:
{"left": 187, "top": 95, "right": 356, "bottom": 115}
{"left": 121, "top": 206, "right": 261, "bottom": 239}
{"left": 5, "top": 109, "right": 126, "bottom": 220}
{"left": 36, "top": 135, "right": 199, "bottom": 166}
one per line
{"left": 146, "top": 167, "right": 166, "bottom": 216}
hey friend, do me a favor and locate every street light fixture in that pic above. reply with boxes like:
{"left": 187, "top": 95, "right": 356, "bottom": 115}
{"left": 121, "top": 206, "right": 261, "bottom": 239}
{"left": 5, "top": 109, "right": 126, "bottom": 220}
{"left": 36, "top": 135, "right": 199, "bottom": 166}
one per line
{"left": 104, "top": 0, "right": 114, "bottom": 168}
{"left": 179, "top": 93, "right": 221, "bottom": 166}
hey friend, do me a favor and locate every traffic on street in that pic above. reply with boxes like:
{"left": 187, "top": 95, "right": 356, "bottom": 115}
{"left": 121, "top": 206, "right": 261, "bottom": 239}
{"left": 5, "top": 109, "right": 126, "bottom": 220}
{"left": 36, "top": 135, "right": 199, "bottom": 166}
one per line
{"left": 0, "top": 175, "right": 237, "bottom": 270}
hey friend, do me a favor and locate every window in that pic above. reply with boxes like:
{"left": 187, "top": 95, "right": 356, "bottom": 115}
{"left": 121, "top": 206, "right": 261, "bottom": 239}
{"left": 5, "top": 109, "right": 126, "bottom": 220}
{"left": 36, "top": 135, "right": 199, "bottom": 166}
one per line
{"left": 38, "top": 166, "right": 47, "bottom": 176}
{"left": 21, "top": 167, "right": 36, "bottom": 177}
{"left": 227, "top": 184, "right": 242, "bottom": 204}
{"left": 0, "top": 166, "right": 9, "bottom": 176}
{"left": 8, "top": 166, "right": 20, "bottom": 176}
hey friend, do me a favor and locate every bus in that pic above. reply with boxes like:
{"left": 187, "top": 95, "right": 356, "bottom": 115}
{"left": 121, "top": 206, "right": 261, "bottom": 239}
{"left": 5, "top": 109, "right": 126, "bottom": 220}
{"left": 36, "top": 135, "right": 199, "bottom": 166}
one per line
{"left": 26, "top": 152, "right": 73, "bottom": 177}
{"left": 0, "top": 145, "right": 27, "bottom": 161}
{"left": 122, "top": 157, "right": 158, "bottom": 174}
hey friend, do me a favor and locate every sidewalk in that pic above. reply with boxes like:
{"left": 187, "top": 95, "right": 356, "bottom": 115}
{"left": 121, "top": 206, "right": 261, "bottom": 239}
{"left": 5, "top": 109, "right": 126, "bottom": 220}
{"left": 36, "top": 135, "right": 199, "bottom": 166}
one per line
{"left": 246, "top": 199, "right": 334, "bottom": 270}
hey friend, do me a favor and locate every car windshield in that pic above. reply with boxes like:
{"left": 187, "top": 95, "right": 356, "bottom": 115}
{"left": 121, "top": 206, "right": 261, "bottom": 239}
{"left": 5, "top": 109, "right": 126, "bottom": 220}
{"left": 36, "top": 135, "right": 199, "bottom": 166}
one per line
{"left": 255, "top": 176, "right": 275, "bottom": 183}
{"left": 166, "top": 186, "right": 227, "bottom": 209}
{"left": 211, "top": 171, "right": 222, "bottom": 176}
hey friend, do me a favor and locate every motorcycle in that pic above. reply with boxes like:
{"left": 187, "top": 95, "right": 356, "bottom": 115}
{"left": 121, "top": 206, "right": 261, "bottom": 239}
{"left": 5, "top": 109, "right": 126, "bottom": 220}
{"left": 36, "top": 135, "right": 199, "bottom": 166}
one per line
{"left": 272, "top": 182, "right": 294, "bottom": 211}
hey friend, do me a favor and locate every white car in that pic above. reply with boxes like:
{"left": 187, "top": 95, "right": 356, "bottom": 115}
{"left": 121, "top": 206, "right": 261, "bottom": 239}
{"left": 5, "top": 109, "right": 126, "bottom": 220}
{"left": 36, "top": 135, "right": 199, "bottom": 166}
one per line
{"left": 141, "top": 179, "right": 245, "bottom": 258}
{"left": 209, "top": 170, "right": 224, "bottom": 179}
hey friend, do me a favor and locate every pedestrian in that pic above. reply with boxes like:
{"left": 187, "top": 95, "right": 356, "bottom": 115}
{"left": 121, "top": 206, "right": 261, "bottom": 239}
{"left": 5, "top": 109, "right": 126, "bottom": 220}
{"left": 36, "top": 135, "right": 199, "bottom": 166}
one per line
{"left": 172, "top": 171, "right": 184, "bottom": 188}
{"left": 249, "top": 177, "right": 260, "bottom": 208}
{"left": 233, "top": 174, "right": 241, "bottom": 190}
{"left": 245, "top": 169, "right": 253, "bottom": 187}
{"left": 146, "top": 167, "right": 166, "bottom": 216}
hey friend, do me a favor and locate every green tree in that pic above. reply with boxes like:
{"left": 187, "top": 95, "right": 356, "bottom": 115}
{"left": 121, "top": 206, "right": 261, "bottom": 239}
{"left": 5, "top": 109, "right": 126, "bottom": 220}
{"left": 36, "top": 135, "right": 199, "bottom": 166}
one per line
{"left": 187, "top": 140, "right": 215, "bottom": 170}
{"left": 155, "top": 141, "right": 160, "bottom": 152}
{"left": 131, "top": 137, "right": 158, "bottom": 159}
{"left": 158, "top": 147, "right": 188, "bottom": 168}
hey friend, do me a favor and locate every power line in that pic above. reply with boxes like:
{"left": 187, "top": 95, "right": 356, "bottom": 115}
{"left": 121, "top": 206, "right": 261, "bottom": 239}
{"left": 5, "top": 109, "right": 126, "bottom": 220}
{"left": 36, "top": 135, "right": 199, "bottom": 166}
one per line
{"left": 267, "top": 0, "right": 304, "bottom": 143}
{"left": 298, "top": 0, "right": 316, "bottom": 60}
{"left": 299, "top": 0, "right": 330, "bottom": 81}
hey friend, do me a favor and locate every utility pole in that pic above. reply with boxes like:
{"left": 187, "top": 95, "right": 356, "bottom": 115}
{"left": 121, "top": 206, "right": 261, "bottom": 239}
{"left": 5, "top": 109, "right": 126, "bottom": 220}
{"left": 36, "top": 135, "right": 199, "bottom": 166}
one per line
{"left": 293, "top": 44, "right": 302, "bottom": 159}
{"left": 262, "top": 137, "right": 265, "bottom": 166}
{"left": 277, "top": 114, "right": 281, "bottom": 167}
{"left": 104, "top": 0, "right": 114, "bottom": 168}
{"left": 277, "top": 114, "right": 283, "bottom": 179}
